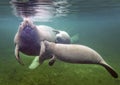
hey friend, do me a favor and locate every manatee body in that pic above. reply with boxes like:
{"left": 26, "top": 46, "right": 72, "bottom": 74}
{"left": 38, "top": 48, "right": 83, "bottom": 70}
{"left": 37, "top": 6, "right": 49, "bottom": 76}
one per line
{"left": 43, "top": 41, "right": 118, "bottom": 78}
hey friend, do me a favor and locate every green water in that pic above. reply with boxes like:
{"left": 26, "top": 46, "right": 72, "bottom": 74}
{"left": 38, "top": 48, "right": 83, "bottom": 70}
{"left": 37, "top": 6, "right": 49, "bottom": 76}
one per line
{"left": 0, "top": 0, "right": 120, "bottom": 85}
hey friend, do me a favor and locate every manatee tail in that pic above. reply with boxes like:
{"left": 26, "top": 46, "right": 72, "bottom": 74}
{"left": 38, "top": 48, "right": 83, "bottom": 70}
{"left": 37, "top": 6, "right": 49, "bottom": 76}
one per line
{"left": 100, "top": 60, "right": 118, "bottom": 78}
{"left": 29, "top": 56, "right": 40, "bottom": 69}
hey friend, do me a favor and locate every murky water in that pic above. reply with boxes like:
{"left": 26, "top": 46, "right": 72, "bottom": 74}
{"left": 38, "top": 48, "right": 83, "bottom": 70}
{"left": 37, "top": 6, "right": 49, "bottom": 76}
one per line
{"left": 0, "top": 0, "right": 120, "bottom": 85}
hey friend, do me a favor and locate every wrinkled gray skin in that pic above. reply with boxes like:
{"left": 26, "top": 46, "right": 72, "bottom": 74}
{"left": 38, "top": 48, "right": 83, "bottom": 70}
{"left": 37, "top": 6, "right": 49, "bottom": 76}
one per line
{"left": 14, "top": 19, "right": 71, "bottom": 65}
{"left": 40, "top": 41, "right": 118, "bottom": 78}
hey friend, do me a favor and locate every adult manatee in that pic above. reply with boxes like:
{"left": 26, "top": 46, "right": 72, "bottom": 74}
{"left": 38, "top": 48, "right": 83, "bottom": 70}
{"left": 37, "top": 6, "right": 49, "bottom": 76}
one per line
{"left": 14, "top": 19, "right": 56, "bottom": 65}
{"left": 14, "top": 19, "right": 71, "bottom": 66}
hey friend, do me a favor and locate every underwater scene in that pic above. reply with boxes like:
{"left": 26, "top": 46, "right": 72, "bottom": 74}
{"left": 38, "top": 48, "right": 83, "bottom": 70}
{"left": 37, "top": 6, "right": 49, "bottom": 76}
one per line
{"left": 0, "top": 0, "right": 120, "bottom": 85}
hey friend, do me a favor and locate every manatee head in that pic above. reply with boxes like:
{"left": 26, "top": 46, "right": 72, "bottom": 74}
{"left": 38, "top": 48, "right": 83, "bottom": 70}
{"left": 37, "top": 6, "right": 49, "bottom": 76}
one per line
{"left": 55, "top": 31, "right": 71, "bottom": 44}
{"left": 44, "top": 40, "right": 55, "bottom": 52}
{"left": 19, "top": 19, "right": 36, "bottom": 31}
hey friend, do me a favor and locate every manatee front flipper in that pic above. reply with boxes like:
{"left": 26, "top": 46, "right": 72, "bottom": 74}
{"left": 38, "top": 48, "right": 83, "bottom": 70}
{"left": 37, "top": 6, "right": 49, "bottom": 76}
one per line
{"left": 52, "top": 30, "right": 60, "bottom": 34}
{"left": 15, "top": 44, "right": 24, "bottom": 65}
{"left": 39, "top": 41, "right": 46, "bottom": 64}
{"left": 29, "top": 56, "right": 40, "bottom": 69}
{"left": 49, "top": 55, "right": 56, "bottom": 66}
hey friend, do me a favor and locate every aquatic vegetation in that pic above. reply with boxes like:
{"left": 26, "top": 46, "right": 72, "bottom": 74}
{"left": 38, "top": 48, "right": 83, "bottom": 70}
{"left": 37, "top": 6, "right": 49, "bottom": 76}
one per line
{"left": 0, "top": 53, "right": 119, "bottom": 85}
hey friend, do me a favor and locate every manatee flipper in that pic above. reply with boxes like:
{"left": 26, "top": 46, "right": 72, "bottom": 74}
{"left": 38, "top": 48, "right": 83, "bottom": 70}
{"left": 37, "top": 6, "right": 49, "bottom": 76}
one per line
{"left": 29, "top": 56, "right": 40, "bottom": 69}
{"left": 15, "top": 44, "right": 24, "bottom": 65}
{"left": 49, "top": 55, "right": 56, "bottom": 66}
{"left": 39, "top": 41, "right": 46, "bottom": 64}
{"left": 52, "top": 30, "right": 60, "bottom": 34}
{"left": 100, "top": 60, "right": 118, "bottom": 78}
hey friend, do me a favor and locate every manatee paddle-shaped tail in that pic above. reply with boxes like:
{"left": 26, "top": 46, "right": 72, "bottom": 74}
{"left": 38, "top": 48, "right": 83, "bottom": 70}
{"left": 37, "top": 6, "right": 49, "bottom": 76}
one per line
{"left": 15, "top": 44, "right": 24, "bottom": 65}
{"left": 99, "top": 60, "right": 118, "bottom": 78}
{"left": 29, "top": 56, "right": 39, "bottom": 69}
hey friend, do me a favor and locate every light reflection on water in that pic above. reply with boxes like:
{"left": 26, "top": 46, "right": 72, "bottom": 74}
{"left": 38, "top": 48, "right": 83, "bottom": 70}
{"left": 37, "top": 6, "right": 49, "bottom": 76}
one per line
{"left": 10, "top": 0, "right": 70, "bottom": 22}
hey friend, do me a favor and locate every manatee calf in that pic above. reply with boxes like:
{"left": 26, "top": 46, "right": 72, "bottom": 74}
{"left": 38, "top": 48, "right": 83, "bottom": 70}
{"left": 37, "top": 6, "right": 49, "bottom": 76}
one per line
{"left": 40, "top": 41, "right": 118, "bottom": 78}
